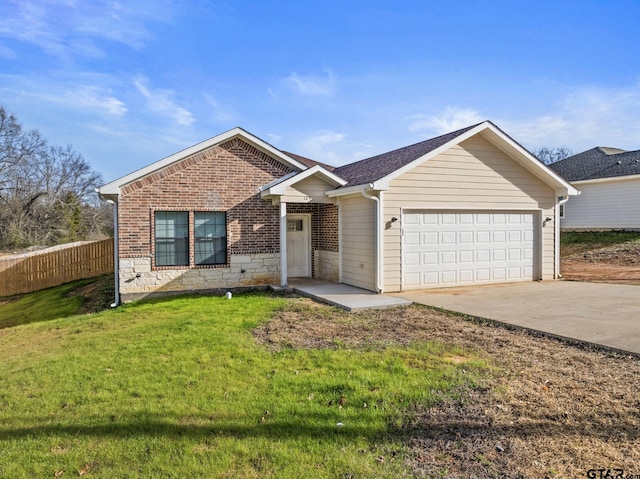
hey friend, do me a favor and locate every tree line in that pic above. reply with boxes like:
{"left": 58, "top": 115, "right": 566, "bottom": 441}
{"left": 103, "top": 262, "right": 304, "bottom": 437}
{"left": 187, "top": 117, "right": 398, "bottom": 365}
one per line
{"left": 0, "top": 106, "right": 112, "bottom": 252}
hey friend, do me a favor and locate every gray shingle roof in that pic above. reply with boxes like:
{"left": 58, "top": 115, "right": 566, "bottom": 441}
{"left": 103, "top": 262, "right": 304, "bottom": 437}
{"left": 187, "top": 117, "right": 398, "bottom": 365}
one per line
{"left": 549, "top": 147, "right": 640, "bottom": 181}
{"left": 282, "top": 151, "right": 336, "bottom": 171}
{"left": 332, "top": 123, "right": 482, "bottom": 187}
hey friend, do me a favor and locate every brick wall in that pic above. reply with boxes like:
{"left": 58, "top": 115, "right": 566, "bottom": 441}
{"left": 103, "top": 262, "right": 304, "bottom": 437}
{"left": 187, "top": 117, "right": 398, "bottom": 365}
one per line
{"left": 118, "top": 138, "right": 294, "bottom": 265}
{"left": 286, "top": 203, "right": 339, "bottom": 253}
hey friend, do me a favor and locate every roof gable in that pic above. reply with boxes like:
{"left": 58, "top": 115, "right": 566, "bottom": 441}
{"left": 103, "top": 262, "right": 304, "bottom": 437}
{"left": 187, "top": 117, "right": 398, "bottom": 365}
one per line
{"left": 549, "top": 147, "right": 640, "bottom": 182}
{"left": 330, "top": 121, "right": 577, "bottom": 196}
{"left": 260, "top": 165, "right": 346, "bottom": 200}
{"left": 99, "top": 127, "right": 308, "bottom": 197}
{"left": 333, "top": 123, "right": 480, "bottom": 187}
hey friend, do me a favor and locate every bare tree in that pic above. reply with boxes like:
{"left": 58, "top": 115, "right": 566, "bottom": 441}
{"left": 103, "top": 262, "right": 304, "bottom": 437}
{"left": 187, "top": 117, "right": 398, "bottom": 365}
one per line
{"left": 531, "top": 146, "right": 574, "bottom": 165}
{"left": 0, "top": 106, "right": 111, "bottom": 251}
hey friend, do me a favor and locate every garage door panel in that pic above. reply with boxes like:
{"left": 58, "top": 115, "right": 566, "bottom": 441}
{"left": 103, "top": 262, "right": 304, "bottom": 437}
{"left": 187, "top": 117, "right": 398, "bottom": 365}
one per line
{"left": 422, "top": 272, "right": 439, "bottom": 285}
{"left": 422, "top": 251, "right": 438, "bottom": 265}
{"left": 423, "top": 232, "right": 438, "bottom": 244}
{"left": 458, "top": 269, "right": 474, "bottom": 282}
{"left": 402, "top": 211, "right": 536, "bottom": 289}
{"left": 475, "top": 268, "right": 491, "bottom": 281}
{"left": 476, "top": 249, "right": 490, "bottom": 262}
{"left": 492, "top": 268, "right": 506, "bottom": 280}
{"left": 508, "top": 249, "right": 521, "bottom": 260}
{"left": 459, "top": 250, "right": 474, "bottom": 263}
{"left": 459, "top": 231, "right": 474, "bottom": 243}
{"left": 476, "top": 231, "right": 490, "bottom": 243}
{"left": 441, "top": 270, "right": 457, "bottom": 283}
{"left": 441, "top": 231, "right": 456, "bottom": 243}
{"left": 493, "top": 249, "right": 506, "bottom": 261}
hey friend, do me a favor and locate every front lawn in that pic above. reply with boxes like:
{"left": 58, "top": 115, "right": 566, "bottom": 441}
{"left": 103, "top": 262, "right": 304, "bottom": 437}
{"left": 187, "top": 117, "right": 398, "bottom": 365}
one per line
{"left": 0, "top": 293, "right": 481, "bottom": 478}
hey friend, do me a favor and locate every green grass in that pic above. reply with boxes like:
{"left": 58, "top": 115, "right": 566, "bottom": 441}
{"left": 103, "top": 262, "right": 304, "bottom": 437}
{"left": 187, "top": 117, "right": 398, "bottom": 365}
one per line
{"left": 0, "top": 275, "right": 114, "bottom": 329}
{"left": 560, "top": 230, "right": 640, "bottom": 245}
{"left": 0, "top": 293, "right": 485, "bottom": 478}
{"left": 560, "top": 230, "right": 640, "bottom": 257}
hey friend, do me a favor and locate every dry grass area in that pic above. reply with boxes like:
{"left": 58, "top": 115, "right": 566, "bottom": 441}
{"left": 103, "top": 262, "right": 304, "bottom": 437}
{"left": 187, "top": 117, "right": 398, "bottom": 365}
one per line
{"left": 562, "top": 242, "right": 640, "bottom": 285}
{"left": 255, "top": 302, "right": 640, "bottom": 478}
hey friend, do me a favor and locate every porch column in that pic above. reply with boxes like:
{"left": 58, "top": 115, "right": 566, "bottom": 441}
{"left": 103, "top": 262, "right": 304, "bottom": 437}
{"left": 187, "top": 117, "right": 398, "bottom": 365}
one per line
{"left": 279, "top": 201, "right": 287, "bottom": 287}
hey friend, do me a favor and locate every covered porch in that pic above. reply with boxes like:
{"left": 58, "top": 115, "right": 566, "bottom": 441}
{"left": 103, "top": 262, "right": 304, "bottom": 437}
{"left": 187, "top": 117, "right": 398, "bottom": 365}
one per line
{"left": 260, "top": 165, "right": 345, "bottom": 287}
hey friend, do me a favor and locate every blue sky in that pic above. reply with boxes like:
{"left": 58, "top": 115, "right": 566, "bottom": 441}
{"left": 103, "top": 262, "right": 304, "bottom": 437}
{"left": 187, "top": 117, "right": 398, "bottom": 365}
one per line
{"left": 1, "top": 0, "right": 639, "bottom": 182}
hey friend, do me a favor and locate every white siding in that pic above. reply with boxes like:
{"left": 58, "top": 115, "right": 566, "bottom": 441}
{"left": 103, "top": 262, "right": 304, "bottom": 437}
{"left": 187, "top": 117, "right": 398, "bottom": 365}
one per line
{"left": 383, "top": 135, "right": 556, "bottom": 292}
{"left": 340, "top": 193, "right": 376, "bottom": 291}
{"left": 283, "top": 176, "right": 333, "bottom": 203}
{"left": 561, "top": 177, "right": 640, "bottom": 229}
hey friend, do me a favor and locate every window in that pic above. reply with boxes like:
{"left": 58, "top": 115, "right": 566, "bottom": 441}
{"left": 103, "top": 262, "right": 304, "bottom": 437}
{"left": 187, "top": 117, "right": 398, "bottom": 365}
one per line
{"left": 155, "top": 211, "right": 189, "bottom": 266}
{"left": 559, "top": 204, "right": 565, "bottom": 219}
{"left": 195, "top": 212, "right": 227, "bottom": 265}
{"left": 287, "top": 219, "right": 303, "bottom": 232}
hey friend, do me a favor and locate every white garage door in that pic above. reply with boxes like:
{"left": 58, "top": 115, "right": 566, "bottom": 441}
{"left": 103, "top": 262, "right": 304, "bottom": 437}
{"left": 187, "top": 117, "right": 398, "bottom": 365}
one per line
{"left": 402, "top": 211, "right": 536, "bottom": 289}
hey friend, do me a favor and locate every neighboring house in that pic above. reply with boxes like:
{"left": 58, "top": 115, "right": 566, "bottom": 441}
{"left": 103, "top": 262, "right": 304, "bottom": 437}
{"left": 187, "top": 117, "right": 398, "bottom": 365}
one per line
{"left": 99, "top": 121, "right": 577, "bottom": 302}
{"left": 550, "top": 147, "right": 640, "bottom": 230}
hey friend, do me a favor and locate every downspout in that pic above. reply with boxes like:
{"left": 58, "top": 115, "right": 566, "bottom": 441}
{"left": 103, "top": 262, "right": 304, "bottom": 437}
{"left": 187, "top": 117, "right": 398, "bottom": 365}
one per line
{"left": 361, "top": 185, "right": 382, "bottom": 293}
{"left": 554, "top": 195, "right": 570, "bottom": 279}
{"left": 106, "top": 200, "right": 120, "bottom": 307}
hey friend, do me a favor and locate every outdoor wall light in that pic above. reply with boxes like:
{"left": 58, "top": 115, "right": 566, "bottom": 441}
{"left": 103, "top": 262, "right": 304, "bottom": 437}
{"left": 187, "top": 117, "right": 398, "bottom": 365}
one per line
{"left": 391, "top": 217, "right": 398, "bottom": 223}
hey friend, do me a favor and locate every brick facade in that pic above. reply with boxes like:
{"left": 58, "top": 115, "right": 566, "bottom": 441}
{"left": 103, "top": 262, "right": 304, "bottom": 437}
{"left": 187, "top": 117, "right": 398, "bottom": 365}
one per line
{"left": 118, "top": 138, "right": 293, "bottom": 262}
{"left": 116, "top": 138, "right": 341, "bottom": 298}
{"left": 286, "top": 203, "right": 339, "bottom": 253}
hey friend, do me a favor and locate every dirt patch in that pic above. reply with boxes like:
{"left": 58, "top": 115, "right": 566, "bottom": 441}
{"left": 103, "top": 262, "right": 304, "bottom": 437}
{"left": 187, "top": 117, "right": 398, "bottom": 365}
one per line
{"left": 562, "top": 242, "right": 640, "bottom": 284}
{"left": 255, "top": 300, "right": 640, "bottom": 478}
{"left": 66, "top": 274, "right": 115, "bottom": 314}
{"left": 561, "top": 260, "right": 640, "bottom": 285}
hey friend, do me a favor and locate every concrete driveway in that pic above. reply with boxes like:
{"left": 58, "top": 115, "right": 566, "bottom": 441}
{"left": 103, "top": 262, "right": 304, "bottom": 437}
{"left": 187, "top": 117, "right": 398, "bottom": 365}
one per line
{"left": 392, "top": 281, "right": 640, "bottom": 355}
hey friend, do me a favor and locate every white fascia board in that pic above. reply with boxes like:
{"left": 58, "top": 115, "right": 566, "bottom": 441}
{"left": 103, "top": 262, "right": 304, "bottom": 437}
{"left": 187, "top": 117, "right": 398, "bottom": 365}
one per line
{"left": 258, "top": 172, "right": 298, "bottom": 193}
{"left": 326, "top": 183, "right": 373, "bottom": 197}
{"left": 98, "top": 127, "right": 308, "bottom": 197}
{"left": 264, "top": 165, "right": 347, "bottom": 196}
{"left": 571, "top": 174, "right": 640, "bottom": 185}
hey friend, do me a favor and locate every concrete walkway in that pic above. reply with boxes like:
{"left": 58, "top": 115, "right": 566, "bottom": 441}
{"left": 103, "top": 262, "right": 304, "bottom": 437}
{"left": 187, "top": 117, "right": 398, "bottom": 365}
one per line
{"left": 290, "top": 280, "right": 412, "bottom": 311}
{"left": 393, "top": 281, "right": 640, "bottom": 355}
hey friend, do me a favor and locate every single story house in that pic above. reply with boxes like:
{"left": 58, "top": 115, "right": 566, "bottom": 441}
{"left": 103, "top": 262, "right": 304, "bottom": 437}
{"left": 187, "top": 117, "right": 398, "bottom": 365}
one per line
{"left": 98, "top": 121, "right": 577, "bottom": 302}
{"left": 549, "top": 147, "right": 640, "bottom": 230}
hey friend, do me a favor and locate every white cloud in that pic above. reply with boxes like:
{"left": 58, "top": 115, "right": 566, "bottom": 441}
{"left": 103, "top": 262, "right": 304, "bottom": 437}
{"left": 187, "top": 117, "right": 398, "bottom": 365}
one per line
{"left": 407, "top": 107, "right": 484, "bottom": 135}
{"left": 407, "top": 82, "right": 640, "bottom": 152}
{"left": 297, "top": 130, "right": 375, "bottom": 166}
{"left": 0, "top": 42, "right": 15, "bottom": 58}
{"left": 134, "top": 77, "right": 195, "bottom": 127}
{"left": 282, "top": 69, "right": 336, "bottom": 97}
{"left": 0, "top": 75, "right": 127, "bottom": 117}
{"left": 502, "top": 82, "right": 640, "bottom": 151}
{"left": 0, "top": 0, "right": 174, "bottom": 59}
{"left": 51, "top": 85, "right": 128, "bottom": 116}
{"left": 203, "top": 94, "right": 234, "bottom": 123}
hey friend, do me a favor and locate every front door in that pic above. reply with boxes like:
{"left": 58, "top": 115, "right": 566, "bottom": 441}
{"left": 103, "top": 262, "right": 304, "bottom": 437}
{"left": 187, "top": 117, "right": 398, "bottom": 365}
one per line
{"left": 286, "top": 214, "right": 310, "bottom": 277}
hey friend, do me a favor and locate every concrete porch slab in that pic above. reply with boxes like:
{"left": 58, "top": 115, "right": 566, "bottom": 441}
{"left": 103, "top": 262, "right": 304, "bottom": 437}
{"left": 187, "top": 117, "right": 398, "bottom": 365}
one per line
{"left": 289, "top": 279, "right": 412, "bottom": 311}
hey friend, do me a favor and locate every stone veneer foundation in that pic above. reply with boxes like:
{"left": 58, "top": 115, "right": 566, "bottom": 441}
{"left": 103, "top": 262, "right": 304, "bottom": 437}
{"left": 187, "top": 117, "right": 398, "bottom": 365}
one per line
{"left": 314, "top": 250, "right": 339, "bottom": 282}
{"left": 119, "top": 252, "right": 280, "bottom": 301}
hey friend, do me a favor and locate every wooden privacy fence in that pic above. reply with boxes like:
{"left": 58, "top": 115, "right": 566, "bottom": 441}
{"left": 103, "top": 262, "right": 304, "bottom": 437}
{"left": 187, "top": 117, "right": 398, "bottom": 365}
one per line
{"left": 0, "top": 239, "right": 114, "bottom": 297}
